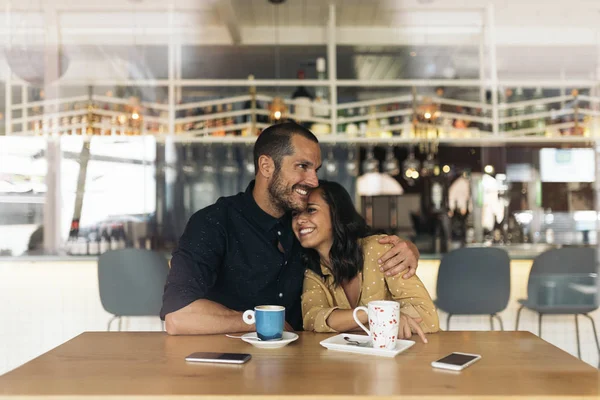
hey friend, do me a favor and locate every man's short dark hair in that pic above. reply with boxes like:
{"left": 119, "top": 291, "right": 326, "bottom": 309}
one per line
{"left": 253, "top": 122, "right": 319, "bottom": 174}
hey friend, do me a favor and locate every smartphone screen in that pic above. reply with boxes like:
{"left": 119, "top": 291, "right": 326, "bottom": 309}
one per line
{"left": 185, "top": 352, "right": 252, "bottom": 364}
{"left": 435, "top": 353, "right": 479, "bottom": 366}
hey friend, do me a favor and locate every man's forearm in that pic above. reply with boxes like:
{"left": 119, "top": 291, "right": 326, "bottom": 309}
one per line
{"left": 165, "top": 299, "right": 254, "bottom": 335}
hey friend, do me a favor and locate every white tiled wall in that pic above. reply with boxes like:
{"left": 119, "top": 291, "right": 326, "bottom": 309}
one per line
{"left": 0, "top": 261, "right": 162, "bottom": 375}
{"left": 0, "top": 259, "right": 598, "bottom": 376}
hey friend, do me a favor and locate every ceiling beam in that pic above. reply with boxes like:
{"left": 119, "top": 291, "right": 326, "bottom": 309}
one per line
{"left": 214, "top": 0, "right": 241, "bottom": 45}
{"left": 0, "top": 24, "right": 597, "bottom": 47}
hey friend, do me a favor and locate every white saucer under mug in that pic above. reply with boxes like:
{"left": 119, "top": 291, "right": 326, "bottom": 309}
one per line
{"left": 241, "top": 332, "right": 299, "bottom": 349}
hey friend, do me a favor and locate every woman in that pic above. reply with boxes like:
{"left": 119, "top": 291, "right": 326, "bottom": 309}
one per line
{"left": 294, "top": 180, "right": 439, "bottom": 342}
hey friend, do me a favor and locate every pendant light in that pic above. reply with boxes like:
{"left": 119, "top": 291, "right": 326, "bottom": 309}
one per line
{"left": 269, "top": 0, "right": 287, "bottom": 123}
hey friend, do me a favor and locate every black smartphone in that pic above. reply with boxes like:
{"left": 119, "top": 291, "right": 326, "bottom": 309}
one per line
{"left": 185, "top": 352, "right": 252, "bottom": 364}
{"left": 431, "top": 352, "right": 481, "bottom": 371}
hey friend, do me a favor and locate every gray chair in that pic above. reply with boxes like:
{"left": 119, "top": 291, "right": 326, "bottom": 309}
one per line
{"left": 515, "top": 247, "right": 599, "bottom": 364}
{"left": 98, "top": 249, "right": 169, "bottom": 331}
{"left": 435, "top": 247, "right": 511, "bottom": 331}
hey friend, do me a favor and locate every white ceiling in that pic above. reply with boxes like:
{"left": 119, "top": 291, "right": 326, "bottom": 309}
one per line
{"left": 3, "top": 0, "right": 600, "bottom": 26}
{"left": 1, "top": 0, "right": 600, "bottom": 82}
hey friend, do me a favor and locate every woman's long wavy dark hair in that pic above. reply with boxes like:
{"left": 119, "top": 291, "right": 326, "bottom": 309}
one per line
{"left": 302, "top": 180, "right": 373, "bottom": 286}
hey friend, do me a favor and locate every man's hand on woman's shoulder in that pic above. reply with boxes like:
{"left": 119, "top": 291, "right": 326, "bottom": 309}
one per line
{"left": 376, "top": 236, "right": 420, "bottom": 279}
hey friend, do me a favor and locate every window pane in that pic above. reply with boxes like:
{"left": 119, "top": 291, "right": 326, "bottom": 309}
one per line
{"left": 0, "top": 136, "right": 47, "bottom": 256}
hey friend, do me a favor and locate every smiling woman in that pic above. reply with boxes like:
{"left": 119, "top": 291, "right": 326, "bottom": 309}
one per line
{"left": 296, "top": 180, "right": 439, "bottom": 342}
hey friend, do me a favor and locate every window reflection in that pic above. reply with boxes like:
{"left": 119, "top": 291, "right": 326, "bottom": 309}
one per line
{"left": 0, "top": 137, "right": 47, "bottom": 256}
{"left": 65, "top": 136, "right": 156, "bottom": 256}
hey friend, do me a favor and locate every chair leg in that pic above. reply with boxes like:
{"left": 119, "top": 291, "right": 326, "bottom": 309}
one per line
{"left": 495, "top": 315, "right": 504, "bottom": 331}
{"left": 489, "top": 315, "right": 494, "bottom": 331}
{"left": 538, "top": 313, "right": 543, "bottom": 338}
{"left": 515, "top": 305, "right": 524, "bottom": 331}
{"left": 446, "top": 314, "right": 452, "bottom": 331}
{"left": 581, "top": 314, "right": 600, "bottom": 369}
{"left": 575, "top": 314, "right": 581, "bottom": 359}
{"left": 107, "top": 315, "right": 119, "bottom": 332}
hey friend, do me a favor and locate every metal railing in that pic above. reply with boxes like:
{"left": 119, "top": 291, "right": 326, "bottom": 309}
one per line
{"left": 5, "top": 82, "right": 600, "bottom": 145}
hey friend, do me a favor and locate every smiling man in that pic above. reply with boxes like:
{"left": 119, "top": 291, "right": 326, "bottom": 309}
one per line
{"left": 161, "top": 122, "right": 420, "bottom": 335}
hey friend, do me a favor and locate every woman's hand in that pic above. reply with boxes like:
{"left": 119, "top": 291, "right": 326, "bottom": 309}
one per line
{"left": 399, "top": 313, "right": 428, "bottom": 343}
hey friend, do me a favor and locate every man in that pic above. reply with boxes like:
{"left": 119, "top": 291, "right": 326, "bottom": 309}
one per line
{"left": 161, "top": 122, "right": 420, "bottom": 335}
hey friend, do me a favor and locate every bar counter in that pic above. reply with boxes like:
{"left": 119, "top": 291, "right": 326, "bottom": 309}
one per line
{"left": 1, "top": 251, "right": 598, "bottom": 375}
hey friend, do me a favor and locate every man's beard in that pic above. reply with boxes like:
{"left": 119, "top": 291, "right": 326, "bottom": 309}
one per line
{"left": 268, "top": 169, "right": 307, "bottom": 213}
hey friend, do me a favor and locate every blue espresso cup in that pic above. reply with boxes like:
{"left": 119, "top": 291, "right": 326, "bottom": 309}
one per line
{"left": 242, "top": 305, "right": 285, "bottom": 341}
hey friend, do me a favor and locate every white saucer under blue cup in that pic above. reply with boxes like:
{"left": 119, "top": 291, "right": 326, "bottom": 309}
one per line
{"left": 242, "top": 305, "right": 285, "bottom": 341}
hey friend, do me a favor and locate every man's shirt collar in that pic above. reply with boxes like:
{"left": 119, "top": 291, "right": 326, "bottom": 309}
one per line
{"left": 243, "top": 180, "right": 291, "bottom": 233}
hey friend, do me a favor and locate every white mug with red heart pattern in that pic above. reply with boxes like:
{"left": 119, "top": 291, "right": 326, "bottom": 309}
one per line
{"left": 353, "top": 300, "right": 400, "bottom": 350}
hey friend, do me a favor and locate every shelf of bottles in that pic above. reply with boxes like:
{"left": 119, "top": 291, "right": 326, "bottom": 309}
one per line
{"left": 6, "top": 82, "right": 600, "bottom": 256}
{"left": 8, "top": 84, "right": 600, "bottom": 145}
{"left": 66, "top": 219, "right": 130, "bottom": 256}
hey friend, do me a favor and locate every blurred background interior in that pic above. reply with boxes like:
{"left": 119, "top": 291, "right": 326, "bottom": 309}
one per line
{"left": 1, "top": 0, "right": 599, "bottom": 373}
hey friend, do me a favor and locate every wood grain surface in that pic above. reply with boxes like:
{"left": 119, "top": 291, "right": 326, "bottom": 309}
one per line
{"left": 0, "top": 331, "right": 598, "bottom": 399}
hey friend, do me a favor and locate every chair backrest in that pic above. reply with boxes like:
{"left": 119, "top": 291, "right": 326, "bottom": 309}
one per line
{"left": 436, "top": 247, "right": 511, "bottom": 315}
{"left": 98, "top": 249, "right": 169, "bottom": 317}
{"left": 527, "top": 247, "right": 597, "bottom": 303}
{"left": 529, "top": 247, "right": 596, "bottom": 275}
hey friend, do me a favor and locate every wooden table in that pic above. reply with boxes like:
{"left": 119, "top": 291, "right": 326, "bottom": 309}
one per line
{"left": 0, "top": 331, "right": 598, "bottom": 399}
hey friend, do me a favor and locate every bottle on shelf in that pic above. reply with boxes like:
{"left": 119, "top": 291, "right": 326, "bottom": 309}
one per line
{"left": 204, "top": 106, "right": 214, "bottom": 135}
{"left": 379, "top": 117, "right": 392, "bottom": 138}
{"left": 531, "top": 87, "right": 547, "bottom": 136}
{"left": 192, "top": 106, "right": 205, "bottom": 133}
{"left": 87, "top": 228, "right": 100, "bottom": 256}
{"left": 66, "top": 219, "right": 80, "bottom": 255}
{"left": 337, "top": 108, "right": 346, "bottom": 134}
{"left": 365, "top": 106, "right": 381, "bottom": 138}
{"left": 500, "top": 88, "right": 511, "bottom": 132}
{"left": 99, "top": 225, "right": 111, "bottom": 254}
{"left": 32, "top": 106, "right": 42, "bottom": 135}
{"left": 61, "top": 110, "right": 70, "bottom": 135}
{"left": 183, "top": 108, "right": 194, "bottom": 132}
{"left": 225, "top": 103, "right": 235, "bottom": 136}
{"left": 116, "top": 224, "right": 127, "bottom": 249}
{"left": 100, "top": 102, "right": 111, "bottom": 136}
{"left": 511, "top": 87, "right": 527, "bottom": 130}
{"left": 391, "top": 103, "right": 402, "bottom": 135}
{"left": 313, "top": 57, "right": 329, "bottom": 118}
{"left": 344, "top": 108, "right": 358, "bottom": 137}
{"left": 76, "top": 229, "right": 89, "bottom": 256}
{"left": 109, "top": 224, "right": 120, "bottom": 251}
{"left": 358, "top": 107, "right": 368, "bottom": 137}
{"left": 213, "top": 104, "right": 226, "bottom": 136}
{"left": 291, "top": 69, "right": 313, "bottom": 125}
{"left": 71, "top": 103, "right": 81, "bottom": 136}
